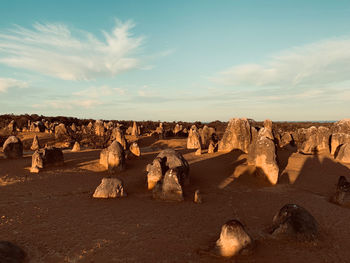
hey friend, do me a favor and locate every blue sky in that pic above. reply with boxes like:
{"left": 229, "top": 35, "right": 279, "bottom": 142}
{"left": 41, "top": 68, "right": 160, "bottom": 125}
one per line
{"left": 0, "top": 0, "right": 350, "bottom": 121}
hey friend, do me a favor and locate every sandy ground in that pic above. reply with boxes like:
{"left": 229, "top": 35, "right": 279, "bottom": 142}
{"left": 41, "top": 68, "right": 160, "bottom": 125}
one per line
{"left": 1, "top": 134, "right": 350, "bottom": 262}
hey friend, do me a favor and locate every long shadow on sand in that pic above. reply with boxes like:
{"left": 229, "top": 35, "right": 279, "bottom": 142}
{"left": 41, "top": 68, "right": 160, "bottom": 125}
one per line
{"left": 288, "top": 154, "right": 350, "bottom": 197}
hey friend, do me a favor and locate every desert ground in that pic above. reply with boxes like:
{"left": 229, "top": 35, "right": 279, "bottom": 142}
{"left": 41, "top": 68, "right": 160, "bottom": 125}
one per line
{"left": 1, "top": 129, "right": 350, "bottom": 263}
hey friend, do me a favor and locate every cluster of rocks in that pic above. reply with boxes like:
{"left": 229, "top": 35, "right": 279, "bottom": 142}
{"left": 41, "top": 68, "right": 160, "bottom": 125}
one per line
{"left": 30, "top": 147, "right": 64, "bottom": 173}
{"left": 146, "top": 148, "right": 190, "bottom": 201}
{"left": 186, "top": 124, "right": 218, "bottom": 155}
{"left": 215, "top": 204, "right": 318, "bottom": 258}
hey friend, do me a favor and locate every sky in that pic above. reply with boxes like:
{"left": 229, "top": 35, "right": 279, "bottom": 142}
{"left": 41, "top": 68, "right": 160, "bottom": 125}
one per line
{"left": 0, "top": 0, "right": 350, "bottom": 121}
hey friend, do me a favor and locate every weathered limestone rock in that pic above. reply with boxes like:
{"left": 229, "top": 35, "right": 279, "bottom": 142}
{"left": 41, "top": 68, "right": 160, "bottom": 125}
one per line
{"left": 71, "top": 141, "right": 81, "bottom": 152}
{"left": 71, "top": 123, "right": 77, "bottom": 132}
{"left": 2, "top": 136, "right": 23, "bottom": 159}
{"left": 55, "top": 123, "right": 68, "bottom": 139}
{"left": 199, "top": 125, "right": 212, "bottom": 148}
{"left": 332, "top": 119, "right": 350, "bottom": 134}
{"left": 174, "top": 123, "right": 183, "bottom": 135}
{"left": 269, "top": 204, "right": 318, "bottom": 239}
{"left": 129, "top": 142, "right": 141, "bottom": 157}
{"left": 146, "top": 157, "right": 164, "bottom": 190}
{"left": 248, "top": 121, "right": 279, "bottom": 185}
{"left": 30, "top": 147, "right": 64, "bottom": 173}
{"left": 94, "top": 120, "right": 105, "bottom": 136}
{"left": 131, "top": 121, "right": 139, "bottom": 136}
{"left": 0, "top": 241, "right": 27, "bottom": 263}
{"left": 100, "top": 141, "right": 125, "bottom": 173}
{"left": 218, "top": 118, "right": 252, "bottom": 153}
{"left": 335, "top": 143, "right": 350, "bottom": 163}
{"left": 208, "top": 141, "right": 216, "bottom": 154}
{"left": 93, "top": 177, "right": 126, "bottom": 198}
{"left": 187, "top": 125, "right": 201, "bottom": 149}
{"left": 279, "top": 132, "right": 293, "bottom": 148}
{"left": 194, "top": 190, "right": 202, "bottom": 203}
{"left": 7, "top": 120, "right": 16, "bottom": 133}
{"left": 332, "top": 176, "right": 350, "bottom": 205}
{"left": 146, "top": 149, "right": 189, "bottom": 199}
{"left": 301, "top": 126, "right": 330, "bottom": 154}
{"left": 111, "top": 127, "right": 127, "bottom": 150}
{"left": 195, "top": 147, "right": 202, "bottom": 155}
{"left": 31, "top": 135, "right": 40, "bottom": 151}
{"left": 152, "top": 167, "right": 185, "bottom": 201}
{"left": 216, "top": 219, "right": 253, "bottom": 257}
{"left": 331, "top": 133, "right": 350, "bottom": 155}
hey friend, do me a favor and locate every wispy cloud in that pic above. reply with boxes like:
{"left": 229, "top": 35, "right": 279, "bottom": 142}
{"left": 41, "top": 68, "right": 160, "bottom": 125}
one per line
{"left": 0, "top": 78, "right": 28, "bottom": 92}
{"left": 0, "top": 20, "right": 143, "bottom": 80}
{"left": 212, "top": 38, "right": 350, "bottom": 88}
{"left": 73, "top": 85, "right": 126, "bottom": 98}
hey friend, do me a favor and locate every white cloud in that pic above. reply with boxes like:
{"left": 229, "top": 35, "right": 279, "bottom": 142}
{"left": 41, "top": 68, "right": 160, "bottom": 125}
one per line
{"left": 213, "top": 38, "right": 350, "bottom": 88}
{"left": 32, "top": 98, "right": 101, "bottom": 109}
{"left": 0, "top": 78, "right": 28, "bottom": 92}
{"left": 0, "top": 20, "right": 143, "bottom": 80}
{"left": 73, "top": 85, "right": 125, "bottom": 98}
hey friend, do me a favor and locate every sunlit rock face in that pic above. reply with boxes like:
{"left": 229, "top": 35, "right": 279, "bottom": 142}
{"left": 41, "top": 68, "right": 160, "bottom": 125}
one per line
{"left": 218, "top": 118, "right": 252, "bottom": 153}
{"left": 93, "top": 177, "right": 126, "bottom": 198}
{"left": 187, "top": 125, "right": 201, "bottom": 149}
{"left": 100, "top": 141, "right": 126, "bottom": 173}
{"left": 335, "top": 143, "right": 350, "bottom": 163}
{"left": 31, "top": 135, "right": 41, "bottom": 151}
{"left": 2, "top": 136, "right": 23, "bottom": 159}
{"left": 331, "top": 133, "right": 350, "bottom": 155}
{"left": 129, "top": 142, "right": 141, "bottom": 157}
{"left": 216, "top": 219, "right": 253, "bottom": 257}
{"left": 111, "top": 127, "right": 127, "bottom": 150}
{"left": 71, "top": 141, "right": 81, "bottom": 152}
{"left": 248, "top": 120, "right": 279, "bottom": 185}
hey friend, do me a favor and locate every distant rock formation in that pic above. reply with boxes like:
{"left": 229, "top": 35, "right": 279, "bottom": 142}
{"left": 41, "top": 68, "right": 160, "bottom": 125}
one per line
{"left": 100, "top": 141, "right": 126, "bottom": 173}
{"left": 218, "top": 118, "right": 252, "bottom": 153}
{"left": 131, "top": 121, "right": 139, "bottom": 136}
{"left": 71, "top": 141, "right": 81, "bottom": 152}
{"left": 55, "top": 123, "right": 68, "bottom": 139}
{"left": 269, "top": 204, "right": 318, "bottom": 240}
{"left": 111, "top": 127, "right": 127, "bottom": 150}
{"left": 216, "top": 219, "right": 253, "bottom": 257}
{"left": 93, "top": 177, "right": 126, "bottom": 198}
{"left": 187, "top": 125, "right": 201, "bottom": 149}
{"left": 94, "top": 120, "right": 105, "bottom": 136}
{"left": 31, "top": 135, "right": 40, "bottom": 151}
{"left": 2, "top": 136, "right": 23, "bottom": 159}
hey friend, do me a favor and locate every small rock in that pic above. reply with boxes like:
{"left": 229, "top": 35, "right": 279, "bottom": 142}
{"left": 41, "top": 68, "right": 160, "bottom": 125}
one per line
{"left": 93, "top": 177, "right": 126, "bottom": 198}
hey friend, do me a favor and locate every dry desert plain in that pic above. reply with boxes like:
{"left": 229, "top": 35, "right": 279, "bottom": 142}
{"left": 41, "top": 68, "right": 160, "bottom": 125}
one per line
{"left": 1, "top": 128, "right": 350, "bottom": 263}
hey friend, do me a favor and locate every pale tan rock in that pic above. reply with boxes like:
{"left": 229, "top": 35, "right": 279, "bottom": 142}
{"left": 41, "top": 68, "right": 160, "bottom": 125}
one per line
{"left": 71, "top": 141, "right": 81, "bottom": 152}
{"left": 129, "top": 142, "right": 141, "bottom": 157}
{"left": 30, "top": 135, "right": 40, "bottom": 151}
{"left": 218, "top": 118, "right": 252, "bottom": 153}
{"left": 187, "top": 125, "right": 201, "bottom": 149}
{"left": 216, "top": 220, "right": 252, "bottom": 257}
{"left": 335, "top": 143, "right": 350, "bottom": 163}
{"left": 93, "top": 177, "right": 126, "bottom": 198}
